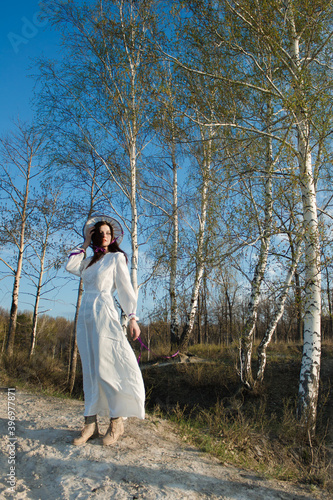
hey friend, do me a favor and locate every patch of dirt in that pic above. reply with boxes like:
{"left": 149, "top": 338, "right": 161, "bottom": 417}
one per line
{"left": 0, "top": 389, "right": 330, "bottom": 499}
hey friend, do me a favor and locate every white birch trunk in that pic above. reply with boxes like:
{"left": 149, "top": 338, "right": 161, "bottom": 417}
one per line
{"left": 179, "top": 216, "right": 207, "bottom": 351}
{"left": 239, "top": 238, "right": 270, "bottom": 387}
{"left": 29, "top": 240, "right": 47, "bottom": 358}
{"left": 255, "top": 237, "right": 303, "bottom": 384}
{"left": 288, "top": 7, "right": 322, "bottom": 431}
{"left": 130, "top": 138, "right": 139, "bottom": 297}
{"left": 297, "top": 127, "right": 321, "bottom": 430}
{"left": 179, "top": 135, "right": 210, "bottom": 351}
{"left": 29, "top": 245, "right": 46, "bottom": 358}
{"left": 240, "top": 122, "right": 273, "bottom": 388}
{"left": 6, "top": 157, "right": 32, "bottom": 356}
{"left": 170, "top": 135, "right": 179, "bottom": 345}
{"left": 127, "top": 14, "right": 139, "bottom": 299}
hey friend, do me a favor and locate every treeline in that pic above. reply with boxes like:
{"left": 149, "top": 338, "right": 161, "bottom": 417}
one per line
{"left": 1, "top": 0, "right": 333, "bottom": 432}
{"left": 0, "top": 308, "right": 72, "bottom": 362}
{"left": 1, "top": 294, "right": 333, "bottom": 367}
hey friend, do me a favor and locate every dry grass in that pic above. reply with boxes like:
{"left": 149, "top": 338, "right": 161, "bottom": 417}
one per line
{"left": 1, "top": 342, "right": 332, "bottom": 491}
{"left": 0, "top": 351, "right": 70, "bottom": 397}
{"left": 142, "top": 343, "right": 333, "bottom": 490}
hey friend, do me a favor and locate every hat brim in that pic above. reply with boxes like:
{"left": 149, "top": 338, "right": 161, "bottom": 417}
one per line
{"left": 83, "top": 215, "right": 124, "bottom": 245}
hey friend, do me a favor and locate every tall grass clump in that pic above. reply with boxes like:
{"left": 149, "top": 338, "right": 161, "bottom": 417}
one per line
{"left": 143, "top": 343, "right": 332, "bottom": 491}
{"left": 0, "top": 350, "right": 69, "bottom": 396}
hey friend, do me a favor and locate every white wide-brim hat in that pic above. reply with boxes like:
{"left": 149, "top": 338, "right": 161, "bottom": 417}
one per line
{"left": 83, "top": 214, "right": 124, "bottom": 245}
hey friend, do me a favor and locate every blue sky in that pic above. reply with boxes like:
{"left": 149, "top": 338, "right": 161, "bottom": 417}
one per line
{"left": 1, "top": 1, "right": 60, "bottom": 134}
{"left": 1, "top": 2, "right": 69, "bottom": 318}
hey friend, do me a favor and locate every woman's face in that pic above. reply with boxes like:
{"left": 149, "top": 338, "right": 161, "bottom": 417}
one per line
{"left": 96, "top": 224, "right": 112, "bottom": 249}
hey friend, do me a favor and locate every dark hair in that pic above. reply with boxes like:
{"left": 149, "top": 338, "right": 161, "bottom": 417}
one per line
{"left": 86, "top": 220, "right": 128, "bottom": 268}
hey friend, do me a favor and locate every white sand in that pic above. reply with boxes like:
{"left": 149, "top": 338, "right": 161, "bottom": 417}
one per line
{"left": 0, "top": 389, "right": 329, "bottom": 499}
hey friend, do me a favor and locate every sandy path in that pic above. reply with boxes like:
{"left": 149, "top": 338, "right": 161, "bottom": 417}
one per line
{"left": 0, "top": 389, "right": 329, "bottom": 499}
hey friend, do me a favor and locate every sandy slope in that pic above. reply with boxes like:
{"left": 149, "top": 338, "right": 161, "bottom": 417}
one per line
{"left": 0, "top": 389, "right": 329, "bottom": 500}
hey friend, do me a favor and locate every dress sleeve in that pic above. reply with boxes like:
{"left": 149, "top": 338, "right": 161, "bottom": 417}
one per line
{"left": 114, "top": 253, "right": 138, "bottom": 319}
{"left": 65, "top": 248, "right": 86, "bottom": 277}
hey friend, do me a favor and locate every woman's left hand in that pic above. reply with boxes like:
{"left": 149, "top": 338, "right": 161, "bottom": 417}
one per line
{"left": 128, "top": 319, "right": 140, "bottom": 341}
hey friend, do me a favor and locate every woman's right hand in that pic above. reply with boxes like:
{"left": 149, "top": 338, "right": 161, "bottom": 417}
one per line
{"left": 82, "top": 226, "right": 94, "bottom": 249}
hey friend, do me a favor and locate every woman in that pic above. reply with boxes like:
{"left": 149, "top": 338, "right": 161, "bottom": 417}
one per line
{"left": 66, "top": 214, "right": 145, "bottom": 446}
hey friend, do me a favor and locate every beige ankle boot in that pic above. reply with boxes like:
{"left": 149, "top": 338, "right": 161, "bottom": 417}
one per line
{"left": 73, "top": 422, "right": 99, "bottom": 446}
{"left": 102, "top": 417, "right": 124, "bottom": 446}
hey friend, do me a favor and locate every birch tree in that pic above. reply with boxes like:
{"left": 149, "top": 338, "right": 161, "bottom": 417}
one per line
{"left": 0, "top": 122, "right": 44, "bottom": 356}
{"left": 255, "top": 236, "right": 303, "bottom": 385}
{"left": 143, "top": 128, "right": 182, "bottom": 345}
{"left": 159, "top": 93, "right": 182, "bottom": 347}
{"left": 64, "top": 154, "right": 112, "bottom": 394}
{"left": 27, "top": 181, "right": 72, "bottom": 357}
{"left": 239, "top": 131, "right": 275, "bottom": 388}
{"left": 284, "top": 2, "right": 322, "bottom": 431}
{"left": 142, "top": 63, "right": 187, "bottom": 346}
{"left": 38, "top": 0, "right": 162, "bottom": 296}
{"left": 178, "top": 119, "right": 217, "bottom": 351}
{"left": 35, "top": 124, "right": 115, "bottom": 387}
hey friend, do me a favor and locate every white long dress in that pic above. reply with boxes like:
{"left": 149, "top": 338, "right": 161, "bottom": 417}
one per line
{"left": 66, "top": 249, "right": 145, "bottom": 419}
